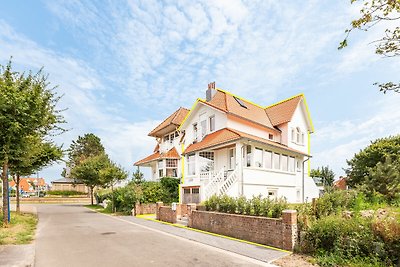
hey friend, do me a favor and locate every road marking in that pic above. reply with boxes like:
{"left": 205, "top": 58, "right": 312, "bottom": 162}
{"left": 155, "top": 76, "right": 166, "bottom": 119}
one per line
{"left": 88, "top": 208, "right": 278, "bottom": 266}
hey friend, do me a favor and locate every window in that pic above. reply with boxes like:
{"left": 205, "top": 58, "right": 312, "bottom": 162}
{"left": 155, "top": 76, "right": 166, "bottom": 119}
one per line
{"left": 164, "top": 135, "right": 169, "bottom": 142}
{"left": 166, "top": 159, "right": 178, "bottom": 177}
{"left": 188, "top": 154, "right": 196, "bottom": 175}
{"left": 158, "top": 160, "right": 164, "bottom": 177}
{"left": 296, "top": 159, "right": 302, "bottom": 172}
{"left": 233, "top": 96, "right": 247, "bottom": 108}
{"left": 209, "top": 115, "right": 215, "bottom": 132}
{"left": 297, "top": 190, "right": 301, "bottom": 202}
{"left": 289, "top": 157, "right": 295, "bottom": 172}
{"left": 228, "top": 149, "right": 235, "bottom": 170}
{"left": 254, "top": 148, "right": 263, "bottom": 168}
{"left": 273, "top": 153, "right": 280, "bottom": 170}
{"left": 175, "top": 131, "right": 179, "bottom": 138}
{"left": 170, "top": 133, "right": 174, "bottom": 144}
{"left": 296, "top": 127, "right": 301, "bottom": 143}
{"left": 291, "top": 128, "right": 295, "bottom": 142}
{"left": 201, "top": 120, "right": 207, "bottom": 138}
{"left": 246, "top": 145, "right": 252, "bottom": 167}
{"left": 301, "top": 133, "right": 305, "bottom": 145}
{"left": 183, "top": 188, "right": 190, "bottom": 194}
{"left": 193, "top": 123, "right": 198, "bottom": 142}
{"left": 267, "top": 189, "right": 278, "bottom": 199}
{"left": 268, "top": 134, "right": 273, "bottom": 140}
{"left": 199, "top": 152, "right": 214, "bottom": 172}
{"left": 192, "top": 188, "right": 200, "bottom": 194}
{"left": 264, "top": 150, "right": 272, "bottom": 169}
{"left": 281, "top": 155, "right": 288, "bottom": 171}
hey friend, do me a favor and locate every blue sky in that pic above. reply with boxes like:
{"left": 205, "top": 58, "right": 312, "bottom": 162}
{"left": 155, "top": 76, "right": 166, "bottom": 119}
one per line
{"left": 1, "top": 0, "right": 399, "bottom": 183}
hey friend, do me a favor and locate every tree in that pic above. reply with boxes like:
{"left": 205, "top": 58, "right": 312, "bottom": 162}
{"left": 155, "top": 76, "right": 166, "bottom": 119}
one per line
{"left": 9, "top": 135, "right": 62, "bottom": 212}
{"left": 339, "top": 0, "right": 400, "bottom": 93}
{"left": 100, "top": 162, "right": 128, "bottom": 212}
{"left": 132, "top": 167, "right": 144, "bottom": 184}
{"left": 68, "top": 133, "right": 105, "bottom": 168}
{"left": 310, "top": 166, "right": 335, "bottom": 187}
{"left": 0, "top": 61, "right": 65, "bottom": 225}
{"left": 71, "top": 154, "right": 109, "bottom": 205}
{"left": 363, "top": 156, "right": 400, "bottom": 202}
{"left": 346, "top": 135, "right": 400, "bottom": 187}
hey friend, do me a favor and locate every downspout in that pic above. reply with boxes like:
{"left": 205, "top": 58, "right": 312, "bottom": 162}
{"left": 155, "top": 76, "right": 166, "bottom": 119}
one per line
{"left": 302, "top": 156, "right": 311, "bottom": 203}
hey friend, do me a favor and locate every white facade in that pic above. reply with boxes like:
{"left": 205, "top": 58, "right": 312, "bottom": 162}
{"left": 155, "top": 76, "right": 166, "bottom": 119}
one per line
{"left": 179, "top": 95, "right": 319, "bottom": 204}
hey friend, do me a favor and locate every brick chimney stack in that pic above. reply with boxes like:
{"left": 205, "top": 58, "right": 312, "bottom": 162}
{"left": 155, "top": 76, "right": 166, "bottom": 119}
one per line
{"left": 206, "top": 82, "right": 216, "bottom": 101}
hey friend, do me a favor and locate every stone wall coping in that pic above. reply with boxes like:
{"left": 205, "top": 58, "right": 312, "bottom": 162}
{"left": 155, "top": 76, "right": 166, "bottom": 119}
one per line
{"left": 192, "top": 210, "right": 282, "bottom": 221}
{"left": 282, "top": 209, "right": 297, "bottom": 214}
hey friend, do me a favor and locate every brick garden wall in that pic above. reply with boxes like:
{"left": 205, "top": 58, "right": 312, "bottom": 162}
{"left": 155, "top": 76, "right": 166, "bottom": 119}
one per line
{"left": 134, "top": 203, "right": 157, "bottom": 216}
{"left": 158, "top": 206, "right": 177, "bottom": 223}
{"left": 188, "top": 210, "right": 297, "bottom": 250}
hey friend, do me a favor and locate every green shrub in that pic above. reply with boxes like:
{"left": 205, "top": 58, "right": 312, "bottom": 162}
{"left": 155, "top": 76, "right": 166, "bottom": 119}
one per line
{"left": 251, "top": 195, "right": 262, "bottom": 216}
{"left": 160, "top": 177, "right": 180, "bottom": 203}
{"left": 48, "top": 190, "right": 87, "bottom": 196}
{"left": 236, "top": 196, "right": 247, "bottom": 214}
{"left": 205, "top": 195, "right": 218, "bottom": 211}
{"left": 271, "top": 197, "right": 289, "bottom": 218}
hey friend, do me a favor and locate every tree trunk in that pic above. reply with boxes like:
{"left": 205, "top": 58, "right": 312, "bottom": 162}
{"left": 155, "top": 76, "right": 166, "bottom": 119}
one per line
{"left": 16, "top": 174, "right": 20, "bottom": 213}
{"left": 90, "top": 186, "right": 94, "bottom": 205}
{"left": 111, "top": 184, "right": 114, "bottom": 213}
{"left": 2, "top": 161, "right": 9, "bottom": 225}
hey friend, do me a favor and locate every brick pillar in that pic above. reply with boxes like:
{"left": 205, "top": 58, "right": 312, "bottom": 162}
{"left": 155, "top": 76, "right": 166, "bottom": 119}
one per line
{"left": 282, "top": 210, "right": 297, "bottom": 251}
{"left": 187, "top": 204, "right": 197, "bottom": 227}
{"left": 156, "top": 202, "right": 163, "bottom": 220}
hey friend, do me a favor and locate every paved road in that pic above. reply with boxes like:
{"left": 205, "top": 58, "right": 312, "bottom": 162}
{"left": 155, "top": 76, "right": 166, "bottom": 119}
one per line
{"left": 34, "top": 205, "right": 271, "bottom": 267}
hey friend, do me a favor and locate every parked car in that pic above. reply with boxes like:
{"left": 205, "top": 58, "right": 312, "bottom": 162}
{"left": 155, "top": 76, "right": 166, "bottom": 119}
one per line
{"left": 21, "top": 192, "right": 30, "bottom": 198}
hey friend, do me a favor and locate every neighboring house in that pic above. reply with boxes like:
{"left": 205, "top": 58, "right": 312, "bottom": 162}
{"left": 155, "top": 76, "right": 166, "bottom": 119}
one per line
{"left": 333, "top": 176, "right": 348, "bottom": 190}
{"left": 51, "top": 178, "right": 89, "bottom": 193}
{"left": 135, "top": 83, "right": 320, "bottom": 203}
{"left": 9, "top": 177, "right": 47, "bottom": 194}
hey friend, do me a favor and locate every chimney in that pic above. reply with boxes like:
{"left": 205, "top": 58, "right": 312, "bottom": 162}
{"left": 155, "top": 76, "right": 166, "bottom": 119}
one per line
{"left": 206, "top": 82, "right": 216, "bottom": 101}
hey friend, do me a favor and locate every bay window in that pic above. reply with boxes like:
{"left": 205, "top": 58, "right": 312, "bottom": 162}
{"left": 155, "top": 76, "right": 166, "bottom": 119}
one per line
{"left": 187, "top": 154, "right": 196, "bottom": 175}
{"left": 166, "top": 159, "right": 178, "bottom": 177}
{"left": 281, "top": 155, "right": 288, "bottom": 171}
{"left": 264, "top": 150, "right": 272, "bottom": 169}
{"left": 246, "top": 145, "right": 252, "bottom": 167}
{"left": 273, "top": 153, "right": 280, "bottom": 170}
{"left": 158, "top": 160, "right": 164, "bottom": 177}
{"left": 254, "top": 148, "right": 263, "bottom": 168}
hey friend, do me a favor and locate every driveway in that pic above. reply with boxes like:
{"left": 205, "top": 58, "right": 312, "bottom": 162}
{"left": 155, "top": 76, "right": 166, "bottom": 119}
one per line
{"left": 34, "top": 204, "right": 273, "bottom": 267}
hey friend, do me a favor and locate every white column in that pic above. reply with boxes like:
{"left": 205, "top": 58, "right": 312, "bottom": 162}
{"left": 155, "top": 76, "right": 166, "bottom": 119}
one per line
{"left": 235, "top": 142, "right": 243, "bottom": 196}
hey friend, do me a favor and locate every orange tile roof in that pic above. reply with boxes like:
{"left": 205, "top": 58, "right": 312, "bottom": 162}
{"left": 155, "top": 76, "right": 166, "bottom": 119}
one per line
{"left": 134, "top": 147, "right": 180, "bottom": 165}
{"left": 184, "top": 128, "right": 240, "bottom": 154}
{"left": 265, "top": 95, "right": 303, "bottom": 126}
{"left": 183, "top": 128, "right": 309, "bottom": 156}
{"left": 201, "top": 90, "right": 275, "bottom": 130}
{"left": 9, "top": 177, "right": 47, "bottom": 192}
{"left": 148, "top": 107, "right": 189, "bottom": 137}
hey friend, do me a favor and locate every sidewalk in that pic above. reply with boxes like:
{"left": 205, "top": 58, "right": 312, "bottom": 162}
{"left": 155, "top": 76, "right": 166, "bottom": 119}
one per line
{"left": 118, "top": 215, "right": 290, "bottom": 264}
{"left": 0, "top": 204, "right": 37, "bottom": 267}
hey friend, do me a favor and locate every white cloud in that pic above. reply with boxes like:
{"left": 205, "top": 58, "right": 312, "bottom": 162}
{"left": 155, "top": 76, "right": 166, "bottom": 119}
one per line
{"left": 312, "top": 94, "right": 400, "bottom": 177}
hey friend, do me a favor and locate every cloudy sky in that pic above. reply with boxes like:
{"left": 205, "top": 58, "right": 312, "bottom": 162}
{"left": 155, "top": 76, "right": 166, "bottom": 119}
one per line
{"left": 1, "top": 0, "right": 399, "bottom": 182}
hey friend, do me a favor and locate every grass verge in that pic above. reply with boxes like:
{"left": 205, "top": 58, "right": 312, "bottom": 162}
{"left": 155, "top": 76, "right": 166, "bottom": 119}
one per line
{"left": 0, "top": 212, "right": 37, "bottom": 245}
{"left": 85, "top": 204, "right": 128, "bottom": 216}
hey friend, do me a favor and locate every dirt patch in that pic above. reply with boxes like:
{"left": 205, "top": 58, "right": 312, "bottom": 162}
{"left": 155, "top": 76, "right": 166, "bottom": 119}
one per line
{"left": 273, "top": 253, "right": 319, "bottom": 267}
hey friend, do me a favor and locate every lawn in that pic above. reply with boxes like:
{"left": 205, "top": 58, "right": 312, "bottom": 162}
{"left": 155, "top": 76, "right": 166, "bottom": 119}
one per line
{"left": 0, "top": 212, "right": 37, "bottom": 245}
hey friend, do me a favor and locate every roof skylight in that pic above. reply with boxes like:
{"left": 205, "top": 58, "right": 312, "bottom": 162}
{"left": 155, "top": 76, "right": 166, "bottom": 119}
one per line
{"left": 233, "top": 96, "right": 247, "bottom": 109}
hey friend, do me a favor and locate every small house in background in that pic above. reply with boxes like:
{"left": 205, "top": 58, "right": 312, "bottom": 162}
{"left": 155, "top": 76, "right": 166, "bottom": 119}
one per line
{"left": 51, "top": 177, "right": 89, "bottom": 193}
{"left": 333, "top": 176, "right": 348, "bottom": 190}
{"left": 9, "top": 177, "right": 48, "bottom": 195}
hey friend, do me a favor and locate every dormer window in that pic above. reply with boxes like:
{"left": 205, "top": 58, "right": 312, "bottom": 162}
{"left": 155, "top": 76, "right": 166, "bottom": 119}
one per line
{"left": 193, "top": 123, "right": 198, "bottom": 142}
{"left": 296, "top": 127, "right": 301, "bottom": 143}
{"left": 292, "top": 127, "right": 305, "bottom": 145}
{"left": 268, "top": 134, "right": 273, "bottom": 140}
{"left": 209, "top": 115, "right": 215, "bottom": 132}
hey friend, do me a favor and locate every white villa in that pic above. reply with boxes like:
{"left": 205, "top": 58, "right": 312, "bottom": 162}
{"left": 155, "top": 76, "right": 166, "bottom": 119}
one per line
{"left": 135, "top": 83, "right": 319, "bottom": 204}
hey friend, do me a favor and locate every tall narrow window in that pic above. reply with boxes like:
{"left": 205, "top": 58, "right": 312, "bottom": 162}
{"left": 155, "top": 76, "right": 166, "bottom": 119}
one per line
{"left": 164, "top": 135, "right": 169, "bottom": 143}
{"left": 158, "top": 160, "right": 164, "bottom": 177}
{"left": 289, "top": 157, "right": 295, "bottom": 172}
{"left": 254, "top": 148, "right": 263, "bottom": 168}
{"left": 188, "top": 154, "right": 196, "bottom": 175}
{"left": 273, "top": 153, "right": 280, "bottom": 170}
{"left": 166, "top": 159, "right": 178, "bottom": 177}
{"left": 201, "top": 120, "right": 207, "bottom": 138}
{"left": 246, "top": 145, "right": 252, "bottom": 167}
{"left": 228, "top": 149, "right": 235, "bottom": 170}
{"left": 301, "top": 133, "right": 305, "bottom": 145}
{"left": 209, "top": 115, "right": 215, "bottom": 132}
{"left": 193, "top": 123, "right": 198, "bottom": 142}
{"left": 281, "top": 155, "right": 288, "bottom": 171}
{"left": 170, "top": 133, "right": 174, "bottom": 144}
{"left": 264, "top": 150, "right": 272, "bottom": 169}
{"left": 296, "top": 127, "right": 301, "bottom": 143}
{"left": 291, "top": 128, "right": 295, "bottom": 142}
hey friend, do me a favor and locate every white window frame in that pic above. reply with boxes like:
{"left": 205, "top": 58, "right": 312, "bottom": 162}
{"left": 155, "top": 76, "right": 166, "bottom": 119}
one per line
{"left": 187, "top": 154, "right": 196, "bottom": 175}
{"left": 209, "top": 115, "right": 215, "bottom": 132}
{"left": 193, "top": 123, "right": 198, "bottom": 142}
{"left": 254, "top": 147, "right": 263, "bottom": 168}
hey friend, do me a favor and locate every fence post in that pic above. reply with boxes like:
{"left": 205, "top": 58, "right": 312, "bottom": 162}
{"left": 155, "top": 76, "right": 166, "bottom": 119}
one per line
{"left": 156, "top": 202, "right": 163, "bottom": 220}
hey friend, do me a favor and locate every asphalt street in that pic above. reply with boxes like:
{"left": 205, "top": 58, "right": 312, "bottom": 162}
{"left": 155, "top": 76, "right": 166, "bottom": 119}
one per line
{"left": 34, "top": 204, "right": 273, "bottom": 267}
